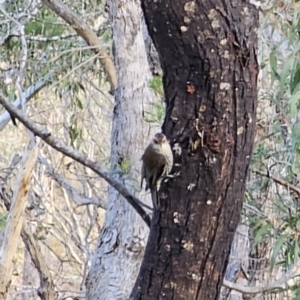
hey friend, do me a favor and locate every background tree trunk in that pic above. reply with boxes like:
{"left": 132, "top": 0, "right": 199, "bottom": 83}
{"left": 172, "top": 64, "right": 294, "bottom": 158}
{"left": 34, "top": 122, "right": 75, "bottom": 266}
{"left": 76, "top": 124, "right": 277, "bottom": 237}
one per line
{"left": 131, "top": 1, "right": 258, "bottom": 299}
{"left": 219, "top": 224, "right": 250, "bottom": 300}
{"left": 85, "top": 1, "right": 156, "bottom": 299}
{"left": 0, "top": 140, "right": 38, "bottom": 298}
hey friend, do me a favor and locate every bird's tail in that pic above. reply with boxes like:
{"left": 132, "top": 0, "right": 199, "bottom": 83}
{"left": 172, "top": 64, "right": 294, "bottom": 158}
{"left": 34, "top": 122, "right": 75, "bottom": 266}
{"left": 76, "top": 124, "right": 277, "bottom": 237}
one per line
{"left": 150, "top": 188, "right": 160, "bottom": 211}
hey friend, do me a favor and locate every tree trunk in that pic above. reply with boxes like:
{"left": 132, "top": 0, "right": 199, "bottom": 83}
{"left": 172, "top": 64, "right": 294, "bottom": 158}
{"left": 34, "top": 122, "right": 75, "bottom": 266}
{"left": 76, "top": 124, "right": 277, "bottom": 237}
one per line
{"left": 131, "top": 1, "right": 258, "bottom": 299}
{"left": 219, "top": 224, "right": 250, "bottom": 300}
{"left": 85, "top": 1, "right": 156, "bottom": 299}
{"left": 0, "top": 140, "right": 38, "bottom": 298}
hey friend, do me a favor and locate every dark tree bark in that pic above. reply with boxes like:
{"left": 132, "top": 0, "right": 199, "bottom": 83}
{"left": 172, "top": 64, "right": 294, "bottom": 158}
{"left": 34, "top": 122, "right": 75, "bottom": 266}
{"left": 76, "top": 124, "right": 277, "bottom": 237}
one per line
{"left": 131, "top": 1, "right": 258, "bottom": 300}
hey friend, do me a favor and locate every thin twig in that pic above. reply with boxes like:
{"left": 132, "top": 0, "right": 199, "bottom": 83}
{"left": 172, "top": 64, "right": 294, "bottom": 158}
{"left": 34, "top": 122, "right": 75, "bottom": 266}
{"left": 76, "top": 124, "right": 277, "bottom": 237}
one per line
{"left": 38, "top": 155, "right": 106, "bottom": 208}
{"left": 41, "top": 0, "right": 117, "bottom": 94}
{"left": 252, "top": 169, "right": 300, "bottom": 198}
{"left": 0, "top": 75, "right": 52, "bottom": 131}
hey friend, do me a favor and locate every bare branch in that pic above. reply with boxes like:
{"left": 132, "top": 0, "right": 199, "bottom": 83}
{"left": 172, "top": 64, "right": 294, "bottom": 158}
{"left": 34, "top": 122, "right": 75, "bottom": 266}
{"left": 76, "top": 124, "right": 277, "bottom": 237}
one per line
{"left": 0, "top": 75, "right": 52, "bottom": 131}
{"left": 223, "top": 257, "right": 300, "bottom": 295}
{"left": 252, "top": 169, "right": 300, "bottom": 198}
{"left": 0, "top": 91, "right": 151, "bottom": 227}
{"left": 222, "top": 278, "right": 285, "bottom": 294}
{"left": 41, "top": 0, "right": 117, "bottom": 94}
{"left": 22, "top": 222, "right": 56, "bottom": 300}
{"left": 26, "top": 33, "right": 77, "bottom": 41}
{"left": 38, "top": 155, "right": 106, "bottom": 208}
{"left": 1, "top": 154, "right": 22, "bottom": 181}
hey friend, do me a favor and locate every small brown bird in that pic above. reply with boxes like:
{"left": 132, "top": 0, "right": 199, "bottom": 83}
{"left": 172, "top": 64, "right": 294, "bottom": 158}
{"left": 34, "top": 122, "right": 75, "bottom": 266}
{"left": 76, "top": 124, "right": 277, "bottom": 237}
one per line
{"left": 141, "top": 133, "right": 173, "bottom": 210}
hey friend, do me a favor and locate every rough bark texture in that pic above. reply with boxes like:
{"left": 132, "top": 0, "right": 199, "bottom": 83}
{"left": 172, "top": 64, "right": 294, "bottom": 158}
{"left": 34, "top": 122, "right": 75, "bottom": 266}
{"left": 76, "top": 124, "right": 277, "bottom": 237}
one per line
{"left": 131, "top": 1, "right": 258, "bottom": 299}
{"left": 85, "top": 1, "right": 156, "bottom": 299}
{"left": 142, "top": 19, "right": 162, "bottom": 76}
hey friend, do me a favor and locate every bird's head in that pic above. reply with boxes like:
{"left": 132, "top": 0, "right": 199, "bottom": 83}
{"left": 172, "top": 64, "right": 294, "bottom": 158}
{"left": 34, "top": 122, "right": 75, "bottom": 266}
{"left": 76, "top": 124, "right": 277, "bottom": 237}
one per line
{"left": 152, "top": 133, "right": 168, "bottom": 149}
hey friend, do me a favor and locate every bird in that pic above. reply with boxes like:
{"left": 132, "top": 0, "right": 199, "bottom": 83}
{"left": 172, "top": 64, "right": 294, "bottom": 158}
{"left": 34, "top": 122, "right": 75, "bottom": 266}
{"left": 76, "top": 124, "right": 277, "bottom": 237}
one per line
{"left": 141, "top": 133, "right": 173, "bottom": 210}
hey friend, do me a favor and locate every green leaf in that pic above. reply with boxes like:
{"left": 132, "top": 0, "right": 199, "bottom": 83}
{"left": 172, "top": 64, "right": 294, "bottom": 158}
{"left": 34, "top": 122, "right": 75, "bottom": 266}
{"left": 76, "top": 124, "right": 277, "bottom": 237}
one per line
{"left": 292, "top": 123, "right": 300, "bottom": 145}
{"left": 280, "top": 56, "right": 293, "bottom": 98}
{"left": 77, "top": 82, "right": 86, "bottom": 93}
{"left": 143, "top": 101, "right": 165, "bottom": 124}
{"left": 118, "top": 160, "right": 131, "bottom": 174}
{"left": 252, "top": 220, "right": 272, "bottom": 249}
{"left": 289, "top": 90, "right": 300, "bottom": 118}
{"left": 148, "top": 76, "right": 163, "bottom": 95}
{"left": 0, "top": 214, "right": 7, "bottom": 229}
{"left": 271, "top": 235, "right": 286, "bottom": 271}
{"left": 269, "top": 51, "right": 279, "bottom": 83}
{"left": 294, "top": 239, "right": 299, "bottom": 263}
{"left": 290, "top": 63, "right": 300, "bottom": 94}
{"left": 269, "top": 51, "right": 277, "bottom": 70}
{"left": 77, "top": 97, "right": 83, "bottom": 109}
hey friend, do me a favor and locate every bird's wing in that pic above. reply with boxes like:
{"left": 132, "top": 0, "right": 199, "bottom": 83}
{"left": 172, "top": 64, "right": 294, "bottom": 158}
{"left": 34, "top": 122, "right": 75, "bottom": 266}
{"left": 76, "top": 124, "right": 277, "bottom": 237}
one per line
{"left": 141, "top": 161, "right": 146, "bottom": 189}
{"left": 152, "top": 159, "right": 166, "bottom": 190}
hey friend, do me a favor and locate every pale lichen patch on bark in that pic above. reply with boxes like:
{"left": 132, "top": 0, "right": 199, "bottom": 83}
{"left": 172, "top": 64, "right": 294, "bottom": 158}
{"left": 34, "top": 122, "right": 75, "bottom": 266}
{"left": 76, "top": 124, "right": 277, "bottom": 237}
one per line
{"left": 207, "top": 8, "right": 220, "bottom": 28}
{"left": 164, "top": 244, "right": 171, "bottom": 251}
{"left": 181, "top": 26, "right": 188, "bottom": 32}
{"left": 208, "top": 9, "right": 217, "bottom": 19}
{"left": 173, "top": 212, "right": 180, "bottom": 224}
{"left": 170, "top": 281, "right": 177, "bottom": 289}
{"left": 220, "top": 82, "right": 231, "bottom": 90}
{"left": 220, "top": 38, "right": 227, "bottom": 45}
{"left": 197, "top": 34, "right": 205, "bottom": 43}
{"left": 183, "top": 16, "right": 191, "bottom": 24}
{"left": 191, "top": 273, "right": 200, "bottom": 280}
{"left": 211, "top": 20, "right": 220, "bottom": 29}
{"left": 173, "top": 143, "right": 182, "bottom": 155}
{"left": 247, "top": 112, "right": 252, "bottom": 123}
{"left": 187, "top": 183, "right": 196, "bottom": 191}
{"left": 242, "top": 6, "right": 250, "bottom": 16}
{"left": 182, "top": 240, "right": 194, "bottom": 251}
{"left": 237, "top": 127, "right": 244, "bottom": 135}
{"left": 184, "top": 1, "right": 196, "bottom": 15}
{"left": 199, "top": 104, "right": 206, "bottom": 112}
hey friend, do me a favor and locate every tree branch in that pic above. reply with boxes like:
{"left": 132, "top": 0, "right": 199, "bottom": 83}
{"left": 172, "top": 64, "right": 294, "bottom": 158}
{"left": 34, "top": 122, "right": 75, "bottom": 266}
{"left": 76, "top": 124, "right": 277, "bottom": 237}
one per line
{"left": 41, "top": 0, "right": 117, "bottom": 94}
{"left": 252, "top": 169, "right": 300, "bottom": 198}
{"left": 22, "top": 223, "right": 56, "bottom": 300}
{"left": 0, "top": 91, "right": 151, "bottom": 227}
{"left": 38, "top": 155, "right": 106, "bottom": 208}
{"left": 0, "top": 75, "right": 52, "bottom": 131}
{"left": 223, "top": 256, "right": 300, "bottom": 295}
{"left": 222, "top": 278, "right": 285, "bottom": 294}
